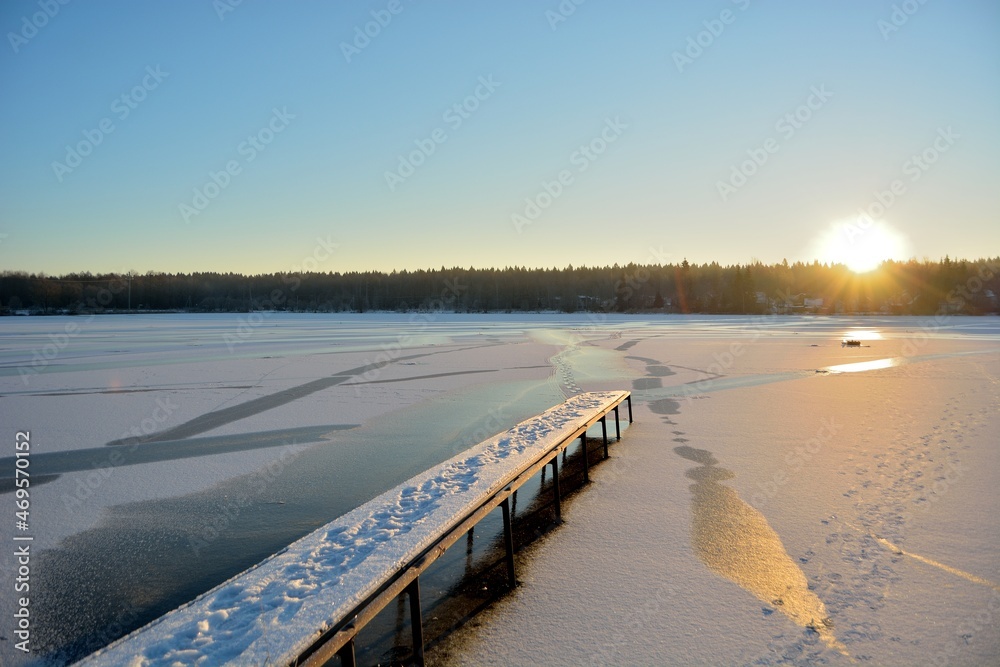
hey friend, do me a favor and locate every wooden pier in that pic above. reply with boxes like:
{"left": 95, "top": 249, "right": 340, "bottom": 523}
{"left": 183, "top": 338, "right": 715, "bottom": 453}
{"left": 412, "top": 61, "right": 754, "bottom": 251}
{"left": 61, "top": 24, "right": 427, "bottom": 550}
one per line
{"left": 301, "top": 390, "right": 632, "bottom": 667}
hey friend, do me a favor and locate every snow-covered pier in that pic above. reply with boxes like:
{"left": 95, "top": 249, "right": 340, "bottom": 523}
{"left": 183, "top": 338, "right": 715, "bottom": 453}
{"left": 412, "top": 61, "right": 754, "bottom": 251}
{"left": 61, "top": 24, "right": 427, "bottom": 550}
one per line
{"left": 79, "top": 390, "right": 632, "bottom": 667}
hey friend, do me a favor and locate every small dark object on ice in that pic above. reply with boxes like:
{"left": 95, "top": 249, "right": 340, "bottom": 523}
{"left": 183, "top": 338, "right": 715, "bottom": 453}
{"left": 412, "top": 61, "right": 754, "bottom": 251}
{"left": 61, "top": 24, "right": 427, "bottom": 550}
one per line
{"left": 807, "top": 617, "right": 834, "bottom": 632}
{"left": 842, "top": 339, "right": 862, "bottom": 347}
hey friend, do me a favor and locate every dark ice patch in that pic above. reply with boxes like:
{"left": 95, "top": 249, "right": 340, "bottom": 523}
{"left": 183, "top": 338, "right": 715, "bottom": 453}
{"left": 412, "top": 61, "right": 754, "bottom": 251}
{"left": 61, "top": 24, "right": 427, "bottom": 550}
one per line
{"left": 650, "top": 398, "right": 681, "bottom": 415}
{"left": 633, "top": 377, "right": 662, "bottom": 391}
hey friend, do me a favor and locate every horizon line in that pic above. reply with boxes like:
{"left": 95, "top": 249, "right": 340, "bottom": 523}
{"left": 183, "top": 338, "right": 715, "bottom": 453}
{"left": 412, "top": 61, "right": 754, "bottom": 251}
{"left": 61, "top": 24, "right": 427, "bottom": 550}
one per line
{"left": 5, "top": 255, "right": 998, "bottom": 278}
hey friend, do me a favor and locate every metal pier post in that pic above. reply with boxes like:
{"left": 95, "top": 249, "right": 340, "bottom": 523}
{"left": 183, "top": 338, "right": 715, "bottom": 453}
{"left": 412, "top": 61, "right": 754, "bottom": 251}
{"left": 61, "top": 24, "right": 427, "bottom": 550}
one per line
{"left": 407, "top": 579, "right": 424, "bottom": 666}
{"left": 600, "top": 416, "right": 609, "bottom": 459}
{"left": 501, "top": 497, "right": 517, "bottom": 587}
{"left": 550, "top": 458, "right": 561, "bottom": 521}
{"left": 338, "top": 637, "right": 356, "bottom": 667}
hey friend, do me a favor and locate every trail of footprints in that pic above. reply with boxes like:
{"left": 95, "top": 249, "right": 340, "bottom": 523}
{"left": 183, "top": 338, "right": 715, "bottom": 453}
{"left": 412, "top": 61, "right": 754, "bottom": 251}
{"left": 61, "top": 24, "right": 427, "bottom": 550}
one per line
{"left": 806, "top": 382, "right": 998, "bottom": 662}
{"left": 626, "top": 340, "right": 998, "bottom": 664}
{"left": 551, "top": 347, "right": 581, "bottom": 397}
{"left": 551, "top": 334, "right": 644, "bottom": 397}
{"left": 842, "top": 387, "right": 992, "bottom": 541}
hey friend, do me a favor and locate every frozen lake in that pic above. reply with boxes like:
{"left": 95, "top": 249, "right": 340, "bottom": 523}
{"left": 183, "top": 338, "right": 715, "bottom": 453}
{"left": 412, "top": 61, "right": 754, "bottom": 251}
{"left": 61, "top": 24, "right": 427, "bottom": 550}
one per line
{"left": 1, "top": 313, "right": 998, "bottom": 665}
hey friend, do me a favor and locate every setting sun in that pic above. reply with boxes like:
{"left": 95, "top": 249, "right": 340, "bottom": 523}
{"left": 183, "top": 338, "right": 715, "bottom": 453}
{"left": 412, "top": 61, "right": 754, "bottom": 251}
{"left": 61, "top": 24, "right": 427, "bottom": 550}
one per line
{"left": 816, "top": 218, "right": 910, "bottom": 273}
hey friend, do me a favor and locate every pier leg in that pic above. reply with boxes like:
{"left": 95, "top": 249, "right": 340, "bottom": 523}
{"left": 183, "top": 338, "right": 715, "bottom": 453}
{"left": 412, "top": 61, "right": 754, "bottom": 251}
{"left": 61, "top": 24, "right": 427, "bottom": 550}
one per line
{"left": 550, "top": 458, "right": 561, "bottom": 521}
{"left": 394, "top": 595, "right": 406, "bottom": 649}
{"left": 580, "top": 433, "right": 589, "bottom": 483}
{"left": 465, "top": 526, "right": 475, "bottom": 575}
{"left": 338, "top": 639, "right": 356, "bottom": 667}
{"left": 501, "top": 497, "right": 517, "bottom": 587}
{"left": 601, "top": 416, "right": 609, "bottom": 459}
{"left": 407, "top": 579, "right": 424, "bottom": 666}
{"left": 614, "top": 405, "right": 621, "bottom": 441}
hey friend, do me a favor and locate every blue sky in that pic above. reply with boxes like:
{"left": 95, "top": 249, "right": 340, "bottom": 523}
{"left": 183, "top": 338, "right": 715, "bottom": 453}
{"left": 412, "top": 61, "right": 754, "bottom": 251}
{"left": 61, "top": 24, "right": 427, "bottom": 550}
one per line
{"left": 1, "top": 0, "right": 997, "bottom": 274}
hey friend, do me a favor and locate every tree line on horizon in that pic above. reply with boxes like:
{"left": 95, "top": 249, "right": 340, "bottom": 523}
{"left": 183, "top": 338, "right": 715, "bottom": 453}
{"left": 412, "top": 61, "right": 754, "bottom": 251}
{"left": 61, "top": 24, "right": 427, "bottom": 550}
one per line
{"left": 2, "top": 257, "right": 997, "bottom": 316}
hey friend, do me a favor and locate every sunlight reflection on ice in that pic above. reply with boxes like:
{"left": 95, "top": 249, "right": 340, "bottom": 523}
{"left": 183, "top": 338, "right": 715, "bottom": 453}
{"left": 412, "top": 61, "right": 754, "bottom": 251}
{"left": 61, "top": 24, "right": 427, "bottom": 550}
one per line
{"left": 826, "top": 357, "right": 898, "bottom": 373}
{"left": 842, "top": 329, "right": 883, "bottom": 340}
{"left": 674, "top": 445, "right": 847, "bottom": 655}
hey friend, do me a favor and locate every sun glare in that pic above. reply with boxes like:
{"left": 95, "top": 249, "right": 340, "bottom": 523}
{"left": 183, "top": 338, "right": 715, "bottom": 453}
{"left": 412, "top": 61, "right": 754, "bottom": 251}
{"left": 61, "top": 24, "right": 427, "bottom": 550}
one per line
{"left": 816, "top": 218, "right": 909, "bottom": 273}
{"left": 843, "top": 329, "right": 883, "bottom": 341}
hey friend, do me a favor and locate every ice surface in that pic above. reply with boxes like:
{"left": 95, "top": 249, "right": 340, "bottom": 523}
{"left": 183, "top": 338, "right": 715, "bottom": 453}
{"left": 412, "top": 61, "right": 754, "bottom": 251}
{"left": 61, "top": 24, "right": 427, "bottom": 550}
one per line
{"left": 2, "top": 314, "right": 998, "bottom": 666}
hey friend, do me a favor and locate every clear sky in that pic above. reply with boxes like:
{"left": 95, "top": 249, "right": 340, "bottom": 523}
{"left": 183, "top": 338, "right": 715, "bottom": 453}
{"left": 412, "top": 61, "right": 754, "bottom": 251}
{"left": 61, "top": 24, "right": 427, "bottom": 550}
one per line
{"left": 1, "top": 0, "right": 998, "bottom": 275}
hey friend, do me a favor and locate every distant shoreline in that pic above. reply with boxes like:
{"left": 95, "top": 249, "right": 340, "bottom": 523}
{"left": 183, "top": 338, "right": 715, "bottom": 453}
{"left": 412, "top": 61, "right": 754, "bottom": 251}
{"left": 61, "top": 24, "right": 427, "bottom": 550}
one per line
{"left": 4, "top": 258, "right": 997, "bottom": 318}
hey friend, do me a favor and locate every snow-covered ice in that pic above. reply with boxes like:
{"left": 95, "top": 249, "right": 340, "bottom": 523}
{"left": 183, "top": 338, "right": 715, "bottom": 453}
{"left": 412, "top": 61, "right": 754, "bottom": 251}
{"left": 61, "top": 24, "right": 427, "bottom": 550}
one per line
{"left": 2, "top": 313, "right": 998, "bottom": 665}
{"left": 436, "top": 318, "right": 1000, "bottom": 666}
